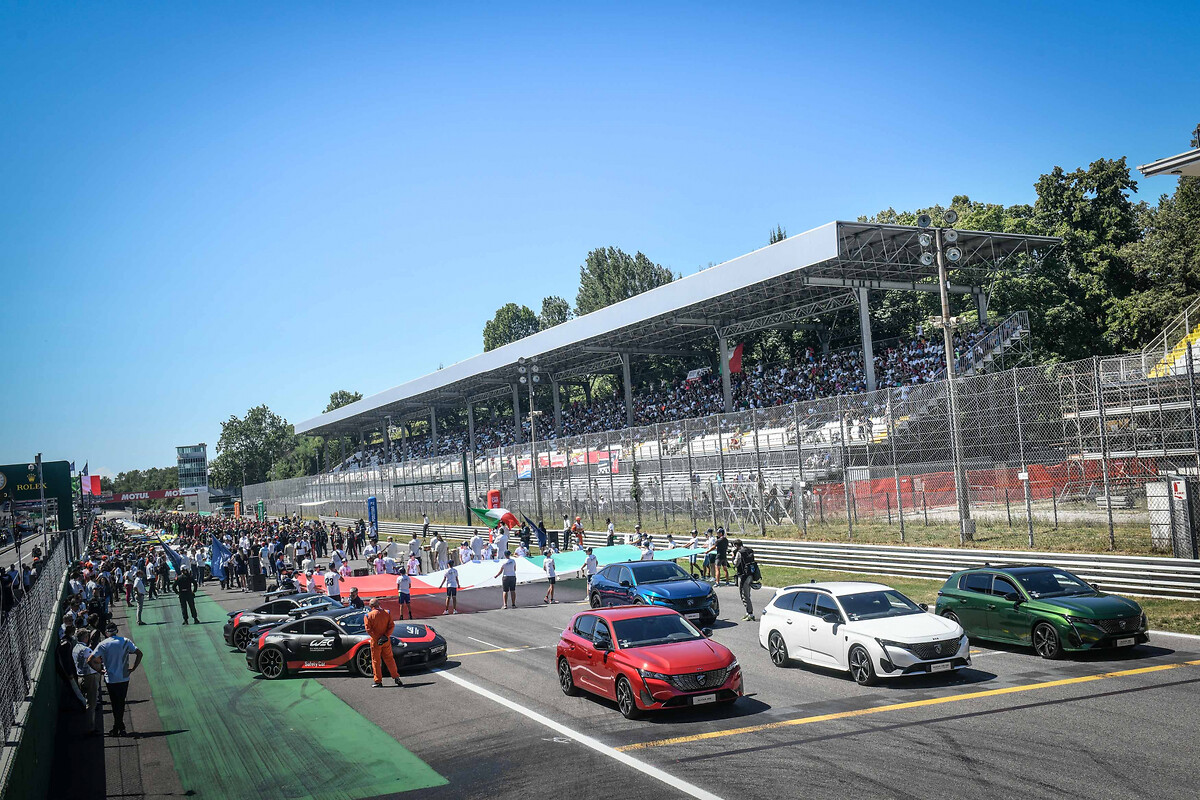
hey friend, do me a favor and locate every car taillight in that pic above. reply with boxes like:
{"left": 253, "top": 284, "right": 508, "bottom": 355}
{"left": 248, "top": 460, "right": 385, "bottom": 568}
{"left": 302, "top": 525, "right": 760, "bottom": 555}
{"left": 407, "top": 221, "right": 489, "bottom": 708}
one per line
{"left": 234, "top": 612, "right": 243, "bottom": 627}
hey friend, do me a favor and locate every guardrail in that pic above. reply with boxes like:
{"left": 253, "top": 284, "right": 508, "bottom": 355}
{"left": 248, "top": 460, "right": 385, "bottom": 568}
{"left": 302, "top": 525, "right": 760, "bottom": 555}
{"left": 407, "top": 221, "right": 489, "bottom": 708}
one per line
{"left": 315, "top": 516, "right": 1200, "bottom": 600}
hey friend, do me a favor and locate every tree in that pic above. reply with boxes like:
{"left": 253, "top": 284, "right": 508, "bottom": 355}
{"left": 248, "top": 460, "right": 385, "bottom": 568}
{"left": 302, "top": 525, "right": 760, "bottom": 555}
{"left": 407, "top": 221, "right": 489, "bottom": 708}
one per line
{"left": 483, "top": 303, "right": 539, "bottom": 351}
{"left": 324, "top": 390, "right": 363, "bottom": 413}
{"left": 769, "top": 225, "right": 787, "bottom": 244}
{"left": 538, "top": 295, "right": 573, "bottom": 330}
{"left": 575, "top": 247, "right": 675, "bottom": 316}
{"left": 208, "top": 405, "right": 296, "bottom": 489}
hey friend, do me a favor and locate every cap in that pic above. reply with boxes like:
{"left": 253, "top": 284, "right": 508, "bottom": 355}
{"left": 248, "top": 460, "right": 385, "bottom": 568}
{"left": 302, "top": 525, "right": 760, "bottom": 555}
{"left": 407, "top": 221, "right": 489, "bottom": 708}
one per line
{"left": 105, "top": 622, "right": 118, "bottom": 634}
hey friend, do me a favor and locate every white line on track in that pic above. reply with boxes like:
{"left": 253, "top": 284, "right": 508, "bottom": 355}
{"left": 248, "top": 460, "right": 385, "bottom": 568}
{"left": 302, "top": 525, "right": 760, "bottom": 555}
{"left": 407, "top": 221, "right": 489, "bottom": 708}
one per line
{"left": 1150, "top": 629, "right": 1200, "bottom": 642}
{"left": 468, "top": 635, "right": 504, "bottom": 649}
{"left": 432, "top": 667, "right": 725, "bottom": 800}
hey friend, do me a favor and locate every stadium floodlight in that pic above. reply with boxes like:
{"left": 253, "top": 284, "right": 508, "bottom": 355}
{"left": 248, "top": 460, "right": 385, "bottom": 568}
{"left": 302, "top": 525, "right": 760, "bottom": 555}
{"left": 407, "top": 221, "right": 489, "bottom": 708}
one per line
{"left": 919, "top": 252, "right": 935, "bottom": 266}
{"left": 917, "top": 213, "right": 932, "bottom": 228}
{"left": 943, "top": 208, "right": 958, "bottom": 225}
{"left": 946, "top": 246, "right": 962, "bottom": 263}
{"left": 943, "top": 228, "right": 959, "bottom": 243}
{"left": 517, "top": 356, "right": 527, "bottom": 365}
{"left": 918, "top": 232, "right": 932, "bottom": 248}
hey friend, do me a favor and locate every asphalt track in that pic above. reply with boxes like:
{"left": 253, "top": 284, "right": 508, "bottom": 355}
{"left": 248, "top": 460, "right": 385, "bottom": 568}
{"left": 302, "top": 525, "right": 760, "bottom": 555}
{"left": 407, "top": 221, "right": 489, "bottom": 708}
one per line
{"left": 87, "top": 570, "right": 1193, "bottom": 800}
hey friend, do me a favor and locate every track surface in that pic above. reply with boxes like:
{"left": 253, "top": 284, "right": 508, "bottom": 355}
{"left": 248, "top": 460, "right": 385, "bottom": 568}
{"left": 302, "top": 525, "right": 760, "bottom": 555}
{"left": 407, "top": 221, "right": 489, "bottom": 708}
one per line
{"left": 154, "top": 572, "right": 1200, "bottom": 800}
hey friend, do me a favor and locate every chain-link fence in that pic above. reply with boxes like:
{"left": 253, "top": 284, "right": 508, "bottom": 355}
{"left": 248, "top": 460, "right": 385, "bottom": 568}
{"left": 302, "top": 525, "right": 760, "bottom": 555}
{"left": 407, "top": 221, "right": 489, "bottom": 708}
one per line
{"left": 245, "top": 340, "right": 1200, "bottom": 555}
{"left": 0, "top": 524, "right": 86, "bottom": 747}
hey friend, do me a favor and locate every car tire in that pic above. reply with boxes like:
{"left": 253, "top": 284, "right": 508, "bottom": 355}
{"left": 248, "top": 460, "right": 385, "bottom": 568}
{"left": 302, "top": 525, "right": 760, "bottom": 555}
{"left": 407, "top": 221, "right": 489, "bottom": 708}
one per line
{"left": 258, "top": 646, "right": 288, "bottom": 680}
{"left": 233, "top": 626, "right": 252, "bottom": 652}
{"left": 768, "top": 631, "right": 789, "bottom": 667}
{"left": 1033, "top": 622, "right": 1063, "bottom": 660}
{"left": 942, "top": 610, "right": 960, "bottom": 626}
{"left": 558, "top": 658, "right": 580, "bottom": 696}
{"left": 615, "top": 677, "right": 642, "bottom": 720}
{"left": 848, "top": 645, "right": 877, "bottom": 686}
{"left": 589, "top": 593, "right": 602, "bottom": 609}
{"left": 354, "top": 645, "right": 374, "bottom": 676}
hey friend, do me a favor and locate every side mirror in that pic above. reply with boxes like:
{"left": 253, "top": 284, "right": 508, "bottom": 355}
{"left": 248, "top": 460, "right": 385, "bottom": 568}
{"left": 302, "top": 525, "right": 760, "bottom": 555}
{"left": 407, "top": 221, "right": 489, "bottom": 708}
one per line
{"left": 594, "top": 635, "right": 613, "bottom": 651}
{"left": 918, "top": 603, "right": 929, "bottom": 611}
{"left": 619, "top": 580, "right": 632, "bottom": 588}
{"left": 822, "top": 613, "right": 841, "bottom": 625}
{"left": 701, "top": 627, "right": 714, "bottom": 638}
{"left": 1090, "top": 583, "right": 1100, "bottom": 592}
{"left": 1003, "top": 592, "right": 1021, "bottom": 604}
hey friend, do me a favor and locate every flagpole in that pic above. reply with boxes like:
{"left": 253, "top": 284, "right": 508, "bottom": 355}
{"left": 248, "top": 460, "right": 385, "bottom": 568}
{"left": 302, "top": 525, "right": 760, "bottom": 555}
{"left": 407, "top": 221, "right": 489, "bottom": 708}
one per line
{"left": 36, "top": 453, "right": 47, "bottom": 552}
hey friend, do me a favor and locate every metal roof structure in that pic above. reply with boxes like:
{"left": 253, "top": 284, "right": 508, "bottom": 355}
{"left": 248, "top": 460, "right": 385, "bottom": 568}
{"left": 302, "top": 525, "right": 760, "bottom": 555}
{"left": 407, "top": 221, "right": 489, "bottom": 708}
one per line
{"left": 1138, "top": 148, "right": 1200, "bottom": 178}
{"left": 297, "top": 220, "right": 1059, "bottom": 437}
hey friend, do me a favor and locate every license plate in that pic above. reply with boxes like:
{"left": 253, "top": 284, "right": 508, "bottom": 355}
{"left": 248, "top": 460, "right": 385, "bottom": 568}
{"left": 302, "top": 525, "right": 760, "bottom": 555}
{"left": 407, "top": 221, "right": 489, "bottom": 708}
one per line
{"left": 685, "top": 613, "right": 701, "bottom": 620}
{"left": 692, "top": 693, "right": 717, "bottom": 705}
{"left": 930, "top": 661, "right": 953, "bottom": 673}
{"left": 1116, "top": 637, "right": 1135, "bottom": 647}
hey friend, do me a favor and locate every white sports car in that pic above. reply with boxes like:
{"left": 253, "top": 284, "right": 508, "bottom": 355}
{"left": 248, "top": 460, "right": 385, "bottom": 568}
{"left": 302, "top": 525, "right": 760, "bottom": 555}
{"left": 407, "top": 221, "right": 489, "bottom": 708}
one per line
{"left": 758, "top": 581, "right": 970, "bottom": 685}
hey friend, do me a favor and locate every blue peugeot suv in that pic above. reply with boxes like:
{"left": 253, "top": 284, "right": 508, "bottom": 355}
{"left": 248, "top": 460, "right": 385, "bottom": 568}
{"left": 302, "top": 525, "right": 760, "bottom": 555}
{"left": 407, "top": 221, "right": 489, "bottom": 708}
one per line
{"left": 588, "top": 560, "right": 719, "bottom": 625}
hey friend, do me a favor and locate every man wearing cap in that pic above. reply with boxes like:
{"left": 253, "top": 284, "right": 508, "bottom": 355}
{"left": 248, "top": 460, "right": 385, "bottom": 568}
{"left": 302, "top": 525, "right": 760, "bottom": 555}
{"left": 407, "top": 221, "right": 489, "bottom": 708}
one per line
{"left": 89, "top": 622, "right": 142, "bottom": 736}
{"left": 364, "top": 598, "right": 403, "bottom": 688}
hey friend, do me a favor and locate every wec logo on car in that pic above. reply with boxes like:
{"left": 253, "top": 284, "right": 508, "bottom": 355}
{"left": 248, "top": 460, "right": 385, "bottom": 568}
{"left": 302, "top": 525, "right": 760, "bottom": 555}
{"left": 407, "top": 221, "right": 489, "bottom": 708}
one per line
{"left": 310, "top": 637, "right": 336, "bottom": 649}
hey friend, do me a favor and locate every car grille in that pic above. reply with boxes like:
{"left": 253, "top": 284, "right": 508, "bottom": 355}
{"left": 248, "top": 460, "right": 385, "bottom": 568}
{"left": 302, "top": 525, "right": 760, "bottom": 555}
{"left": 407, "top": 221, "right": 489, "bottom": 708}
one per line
{"left": 903, "top": 638, "right": 963, "bottom": 661}
{"left": 668, "top": 666, "right": 731, "bottom": 692}
{"left": 1092, "top": 615, "right": 1142, "bottom": 634}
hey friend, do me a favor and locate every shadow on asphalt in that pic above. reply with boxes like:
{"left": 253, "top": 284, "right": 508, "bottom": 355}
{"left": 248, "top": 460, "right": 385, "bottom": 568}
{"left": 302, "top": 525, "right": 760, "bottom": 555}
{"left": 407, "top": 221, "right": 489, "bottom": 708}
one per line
{"left": 578, "top": 693, "right": 773, "bottom": 723}
{"left": 128, "top": 728, "right": 189, "bottom": 738}
{"left": 774, "top": 660, "right": 1000, "bottom": 690}
{"left": 972, "top": 639, "right": 1174, "bottom": 663}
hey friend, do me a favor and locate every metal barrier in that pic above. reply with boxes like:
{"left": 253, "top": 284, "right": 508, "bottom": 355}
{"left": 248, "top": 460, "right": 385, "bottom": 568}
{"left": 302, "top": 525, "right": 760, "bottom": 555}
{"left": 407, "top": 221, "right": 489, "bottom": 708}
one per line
{"left": 308, "top": 516, "right": 1200, "bottom": 600}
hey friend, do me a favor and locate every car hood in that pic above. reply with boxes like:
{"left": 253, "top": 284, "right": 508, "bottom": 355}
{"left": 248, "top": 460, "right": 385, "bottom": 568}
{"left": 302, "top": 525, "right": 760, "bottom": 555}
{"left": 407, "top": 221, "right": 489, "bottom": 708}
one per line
{"left": 622, "top": 638, "right": 732, "bottom": 673}
{"left": 846, "top": 613, "right": 962, "bottom": 641}
{"left": 638, "top": 580, "right": 712, "bottom": 600}
{"left": 1028, "top": 593, "right": 1141, "bottom": 618}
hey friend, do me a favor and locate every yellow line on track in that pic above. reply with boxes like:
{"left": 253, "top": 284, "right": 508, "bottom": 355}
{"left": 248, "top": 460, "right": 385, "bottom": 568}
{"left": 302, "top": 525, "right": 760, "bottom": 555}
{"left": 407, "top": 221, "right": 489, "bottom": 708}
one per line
{"left": 617, "top": 659, "right": 1200, "bottom": 751}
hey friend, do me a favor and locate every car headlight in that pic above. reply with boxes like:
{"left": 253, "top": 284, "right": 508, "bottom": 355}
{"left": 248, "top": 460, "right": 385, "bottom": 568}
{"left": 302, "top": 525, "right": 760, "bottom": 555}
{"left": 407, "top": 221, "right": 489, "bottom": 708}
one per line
{"left": 1140, "top": 612, "right": 1147, "bottom": 630}
{"left": 728, "top": 658, "right": 739, "bottom": 670}
{"left": 637, "top": 668, "right": 671, "bottom": 681}
{"left": 876, "top": 638, "right": 909, "bottom": 651}
{"left": 1066, "top": 616, "right": 1098, "bottom": 626}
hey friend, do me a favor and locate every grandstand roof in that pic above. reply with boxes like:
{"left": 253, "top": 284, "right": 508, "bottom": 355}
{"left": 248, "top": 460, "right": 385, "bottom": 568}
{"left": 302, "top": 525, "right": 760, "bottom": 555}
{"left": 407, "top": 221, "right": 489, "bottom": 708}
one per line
{"left": 296, "top": 220, "right": 1059, "bottom": 436}
{"left": 1138, "top": 147, "right": 1200, "bottom": 178}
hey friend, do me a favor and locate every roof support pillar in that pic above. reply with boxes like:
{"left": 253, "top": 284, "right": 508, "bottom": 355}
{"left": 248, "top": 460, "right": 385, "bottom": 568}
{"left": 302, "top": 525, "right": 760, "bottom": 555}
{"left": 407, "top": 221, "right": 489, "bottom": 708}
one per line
{"left": 430, "top": 407, "right": 438, "bottom": 455}
{"left": 511, "top": 383, "right": 523, "bottom": 445}
{"left": 384, "top": 415, "right": 392, "bottom": 464}
{"left": 621, "top": 352, "right": 634, "bottom": 428}
{"left": 584, "top": 381, "right": 592, "bottom": 406}
{"left": 856, "top": 287, "right": 876, "bottom": 393}
{"left": 975, "top": 291, "right": 990, "bottom": 327}
{"left": 551, "top": 378, "right": 563, "bottom": 438}
{"left": 467, "top": 402, "right": 476, "bottom": 456}
{"left": 717, "top": 333, "right": 733, "bottom": 413}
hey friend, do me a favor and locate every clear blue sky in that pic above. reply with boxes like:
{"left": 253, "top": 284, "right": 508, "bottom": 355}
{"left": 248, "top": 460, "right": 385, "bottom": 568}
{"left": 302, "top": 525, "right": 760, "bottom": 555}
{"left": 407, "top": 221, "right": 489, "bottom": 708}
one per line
{"left": 3, "top": 2, "right": 1197, "bottom": 477}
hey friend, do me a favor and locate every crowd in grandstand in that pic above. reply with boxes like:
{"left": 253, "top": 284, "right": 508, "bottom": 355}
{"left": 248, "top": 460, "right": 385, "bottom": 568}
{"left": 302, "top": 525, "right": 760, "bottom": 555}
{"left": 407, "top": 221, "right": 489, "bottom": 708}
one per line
{"left": 330, "top": 324, "right": 997, "bottom": 469}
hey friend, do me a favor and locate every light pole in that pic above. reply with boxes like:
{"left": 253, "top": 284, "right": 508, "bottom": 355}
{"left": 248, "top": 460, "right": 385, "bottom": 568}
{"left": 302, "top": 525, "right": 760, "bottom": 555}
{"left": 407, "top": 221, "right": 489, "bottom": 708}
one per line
{"left": 518, "top": 356, "right": 544, "bottom": 522}
{"left": 917, "top": 210, "right": 974, "bottom": 543}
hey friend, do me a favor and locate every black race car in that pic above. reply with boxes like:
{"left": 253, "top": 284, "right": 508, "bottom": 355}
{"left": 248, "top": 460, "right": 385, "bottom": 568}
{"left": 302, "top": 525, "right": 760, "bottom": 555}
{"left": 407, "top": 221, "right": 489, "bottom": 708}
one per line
{"left": 245, "top": 607, "right": 448, "bottom": 679}
{"left": 223, "top": 593, "right": 344, "bottom": 651}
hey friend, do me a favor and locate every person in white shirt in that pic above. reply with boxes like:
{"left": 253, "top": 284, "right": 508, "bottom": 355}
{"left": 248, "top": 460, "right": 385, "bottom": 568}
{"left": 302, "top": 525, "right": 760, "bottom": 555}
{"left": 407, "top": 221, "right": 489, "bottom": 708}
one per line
{"left": 514, "top": 543, "right": 529, "bottom": 558}
{"left": 331, "top": 547, "right": 347, "bottom": 571}
{"left": 469, "top": 532, "right": 484, "bottom": 562}
{"left": 493, "top": 551, "right": 518, "bottom": 609}
{"left": 457, "top": 542, "right": 472, "bottom": 566}
{"left": 665, "top": 534, "right": 676, "bottom": 550}
{"left": 339, "top": 561, "right": 352, "bottom": 579}
{"left": 433, "top": 534, "right": 449, "bottom": 570}
{"left": 495, "top": 530, "right": 509, "bottom": 561}
{"left": 606, "top": 519, "right": 616, "bottom": 546}
{"left": 382, "top": 555, "right": 397, "bottom": 574}
{"left": 373, "top": 555, "right": 385, "bottom": 575}
{"left": 438, "top": 563, "right": 459, "bottom": 614}
{"left": 542, "top": 553, "right": 558, "bottom": 604}
{"left": 396, "top": 570, "right": 413, "bottom": 619}
{"left": 319, "top": 566, "right": 339, "bottom": 600}
{"left": 408, "top": 534, "right": 422, "bottom": 563}
{"left": 582, "top": 548, "right": 599, "bottom": 591}
{"left": 363, "top": 542, "right": 378, "bottom": 562}
{"left": 641, "top": 536, "right": 655, "bottom": 561}
{"left": 133, "top": 570, "right": 147, "bottom": 625}
{"left": 406, "top": 555, "right": 420, "bottom": 576}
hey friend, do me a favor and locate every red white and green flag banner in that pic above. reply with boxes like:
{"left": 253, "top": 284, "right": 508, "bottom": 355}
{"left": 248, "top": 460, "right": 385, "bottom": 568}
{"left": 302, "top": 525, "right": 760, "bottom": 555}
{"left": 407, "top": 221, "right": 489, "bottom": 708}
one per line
{"left": 469, "top": 507, "right": 520, "bottom": 529}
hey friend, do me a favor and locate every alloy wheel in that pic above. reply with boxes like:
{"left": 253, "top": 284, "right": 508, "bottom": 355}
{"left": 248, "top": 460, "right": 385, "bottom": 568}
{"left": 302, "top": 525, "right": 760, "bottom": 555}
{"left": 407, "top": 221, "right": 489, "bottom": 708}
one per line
{"left": 849, "top": 646, "right": 876, "bottom": 686}
{"left": 1033, "top": 623, "right": 1062, "bottom": 659}
{"left": 558, "top": 659, "right": 578, "bottom": 696}
{"left": 589, "top": 593, "right": 602, "bottom": 609}
{"left": 356, "top": 646, "right": 373, "bottom": 676}
{"left": 259, "top": 648, "right": 284, "bottom": 679}
{"left": 616, "top": 679, "right": 639, "bottom": 719}
{"left": 768, "top": 632, "right": 788, "bottom": 667}
{"left": 233, "top": 626, "right": 251, "bottom": 651}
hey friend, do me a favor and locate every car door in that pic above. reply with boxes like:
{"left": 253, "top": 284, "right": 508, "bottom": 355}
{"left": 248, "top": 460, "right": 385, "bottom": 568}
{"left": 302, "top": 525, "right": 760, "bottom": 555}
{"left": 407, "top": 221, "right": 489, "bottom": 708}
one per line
{"left": 772, "top": 590, "right": 816, "bottom": 659}
{"left": 952, "top": 572, "right": 994, "bottom": 636}
{"left": 615, "top": 567, "right": 636, "bottom": 604}
{"left": 806, "top": 593, "right": 845, "bottom": 668}
{"left": 589, "top": 620, "right": 618, "bottom": 699}
{"left": 300, "top": 618, "right": 341, "bottom": 663}
{"left": 986, "top": 575, "right": 1032, "bottom": 644}
{"left": 564, "top": 615, "right": 599, "bottom": 692}
{"left": 595, "top": 568, "right": 618, "bottom": 606}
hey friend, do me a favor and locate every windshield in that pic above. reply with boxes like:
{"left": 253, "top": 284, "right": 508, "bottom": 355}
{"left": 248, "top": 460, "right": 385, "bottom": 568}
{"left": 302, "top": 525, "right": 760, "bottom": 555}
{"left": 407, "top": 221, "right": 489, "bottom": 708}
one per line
{"left": 335, "top": 612, "right": 366, "bottom": 634}
{"left": 629, "top": 562, "right": 690, "bottom": 584}
{"left": 612, "top": 614, "right": 704, "bottom": 648}
{"left": 1014, "top": 569, "right": 1094, "bottom": 598}
{"left": 839, "top": 590, "right": 924, "bottom": 621}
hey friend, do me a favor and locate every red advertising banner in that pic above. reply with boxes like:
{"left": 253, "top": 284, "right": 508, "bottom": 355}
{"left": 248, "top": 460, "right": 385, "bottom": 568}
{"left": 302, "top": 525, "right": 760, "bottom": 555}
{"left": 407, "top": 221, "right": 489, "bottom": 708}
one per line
{"left": 101, "top": 487, "right": 198, "bottom": 502}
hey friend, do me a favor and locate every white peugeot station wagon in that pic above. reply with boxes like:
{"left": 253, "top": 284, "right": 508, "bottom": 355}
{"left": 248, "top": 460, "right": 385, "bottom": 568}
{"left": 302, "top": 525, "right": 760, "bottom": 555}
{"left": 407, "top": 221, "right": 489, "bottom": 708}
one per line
{"left": 758, "top": 581, "right": 970, "bottom": 685}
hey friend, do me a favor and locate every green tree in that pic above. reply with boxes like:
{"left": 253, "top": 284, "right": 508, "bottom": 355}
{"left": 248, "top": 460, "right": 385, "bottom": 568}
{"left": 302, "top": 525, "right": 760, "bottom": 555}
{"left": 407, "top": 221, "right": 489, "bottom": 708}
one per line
{"left": 769, "top": 225, "right": 787, "bottom": 244}
{"left": 324, "top": 390, "right": 363, "bottom": 413}
{"left": 483, "top": 302, "right": 540, "bottom": 351}
{"left": 270, "top": 435, "right": 324, "bottom": 480}
{"left": 575, "top": 247, "right": 675, "bottom": 316}
{"left": 209, "top": 405, "right": 296, "bottom": 489}
{"left": 538, "top": 295, "right": 573, "bottom": 330}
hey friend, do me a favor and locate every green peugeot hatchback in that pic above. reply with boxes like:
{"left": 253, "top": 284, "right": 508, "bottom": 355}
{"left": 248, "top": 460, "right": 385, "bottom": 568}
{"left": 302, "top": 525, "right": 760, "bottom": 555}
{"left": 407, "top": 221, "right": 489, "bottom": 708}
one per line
{"left": 934, "top": 565, "right": 1148, "bottom": 659}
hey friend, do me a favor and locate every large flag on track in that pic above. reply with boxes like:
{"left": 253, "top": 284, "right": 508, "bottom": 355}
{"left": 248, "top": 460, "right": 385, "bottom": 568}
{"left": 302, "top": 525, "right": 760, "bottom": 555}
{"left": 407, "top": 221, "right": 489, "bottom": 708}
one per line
{"left": 470, "top": 507, "right": 519, "bottom": 529}
{"left": 522, "top": 514, "right": 547, "bottom": 549}
{"left": 210, "top": 535, "right": 233, "bottom": 581}
{"left": 158, "top": 536, "right": 184, "bottom": 572}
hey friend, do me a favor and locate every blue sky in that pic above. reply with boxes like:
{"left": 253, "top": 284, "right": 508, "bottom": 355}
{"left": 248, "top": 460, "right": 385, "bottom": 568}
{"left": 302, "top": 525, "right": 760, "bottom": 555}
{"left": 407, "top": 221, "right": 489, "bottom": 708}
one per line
{"left": 3, "top": 2, "right": 1197, "bottom": 476}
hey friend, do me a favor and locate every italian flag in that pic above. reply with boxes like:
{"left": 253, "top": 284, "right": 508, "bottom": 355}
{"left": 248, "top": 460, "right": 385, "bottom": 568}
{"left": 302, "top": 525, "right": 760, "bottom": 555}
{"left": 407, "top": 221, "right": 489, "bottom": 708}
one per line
{"left": 470, "top": 507, "right": 520, "bottom": 529}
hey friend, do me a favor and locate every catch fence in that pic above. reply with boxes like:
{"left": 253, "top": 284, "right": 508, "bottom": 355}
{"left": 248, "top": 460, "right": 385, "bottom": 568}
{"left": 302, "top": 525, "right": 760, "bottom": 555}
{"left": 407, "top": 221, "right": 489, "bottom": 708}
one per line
{"left": 245, "top": 341, "right": 1200, "bottom": 556}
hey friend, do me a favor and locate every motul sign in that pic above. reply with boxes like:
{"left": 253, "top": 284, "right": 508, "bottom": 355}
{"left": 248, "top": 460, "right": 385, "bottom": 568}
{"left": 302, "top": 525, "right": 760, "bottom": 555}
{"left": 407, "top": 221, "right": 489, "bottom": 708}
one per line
{"left": 106, "top": 487, "right": 199, "bottom": 502}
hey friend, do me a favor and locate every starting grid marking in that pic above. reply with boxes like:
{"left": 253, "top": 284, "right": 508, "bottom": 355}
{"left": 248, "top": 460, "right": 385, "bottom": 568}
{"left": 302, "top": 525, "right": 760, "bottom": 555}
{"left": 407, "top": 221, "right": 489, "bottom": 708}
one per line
{"left": 617, "top": 658, "right": 1200, "bottom": 751}
{"left": 449, "top": 644, "right": 555, "bottom": 658}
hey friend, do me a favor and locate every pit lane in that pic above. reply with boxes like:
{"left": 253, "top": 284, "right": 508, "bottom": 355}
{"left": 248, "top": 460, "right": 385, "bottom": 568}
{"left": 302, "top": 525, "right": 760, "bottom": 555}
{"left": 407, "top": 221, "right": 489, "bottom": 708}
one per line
{"left": 200, "top": 577, "right": 1200, "bottom": 800}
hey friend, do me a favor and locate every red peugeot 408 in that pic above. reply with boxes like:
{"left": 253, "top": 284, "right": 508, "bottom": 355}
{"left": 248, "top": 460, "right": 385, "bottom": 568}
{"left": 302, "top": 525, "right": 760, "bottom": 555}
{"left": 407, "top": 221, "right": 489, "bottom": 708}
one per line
{"left": 557, "top": 606, "right": 742, "bottom": 719}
